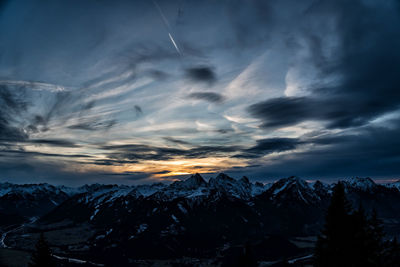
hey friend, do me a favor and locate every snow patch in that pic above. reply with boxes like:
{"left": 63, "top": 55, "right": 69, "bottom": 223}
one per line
{"left": 171, "top": 214, "right": 179, "bottom": 223}
{"left": 178, "top": 203, "right": 188, "bottom": 214}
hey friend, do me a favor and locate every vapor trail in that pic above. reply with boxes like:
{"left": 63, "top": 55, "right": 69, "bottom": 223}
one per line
{"left": 168, "top": 33, "right": 181, "bottom": 55}
{"left": 153, "top": 0, "right": 171, "bottom": 29}
{"left": 152, "top": 0, "right": 182, "bottom": 56}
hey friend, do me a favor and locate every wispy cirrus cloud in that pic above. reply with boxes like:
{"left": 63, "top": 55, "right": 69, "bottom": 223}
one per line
{"left": 187, "top": 92, "right": 224, "bottom": 103}
{"left": 1, "top": 0, "right": 400, "bottom": 184}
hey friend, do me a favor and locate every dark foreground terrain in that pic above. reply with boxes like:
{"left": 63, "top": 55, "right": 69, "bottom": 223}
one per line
{"left": 0, "top": 174, "right": 399, "bottom": 266}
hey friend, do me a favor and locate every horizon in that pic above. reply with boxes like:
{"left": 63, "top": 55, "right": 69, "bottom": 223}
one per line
{"left": 1, "top": 0, "right": 400, "bottom": 185}
{"left": 1, "top": 172, "right": 399, "bottom": 187}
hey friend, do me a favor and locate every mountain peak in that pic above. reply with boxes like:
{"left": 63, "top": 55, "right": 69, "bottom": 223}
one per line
{"left": 239, "top": 176, "right": 250, "bottom": 184}
{"left": 181, "top": 173, "right": 207, "bottom": 189}
{"left": 278, "top": 176, "right": 309, "bottom": 188}
{"left": 266, "top": 176, "right": 317, "bottom": 204}
{"left": 312, "top": 180, "right": 328, "bottom": 190}
{"left": 215, "top": 173, "right": 235, "bottom": 182}
{"left": 342, "top": 177, "right": 376, "bottom": 191}
{"left": 255, "top": 181, "right": 264, "bottom": 187}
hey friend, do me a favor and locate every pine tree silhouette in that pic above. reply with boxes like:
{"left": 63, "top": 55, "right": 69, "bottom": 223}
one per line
{"left": 29, "top": 233, "right": 56, "bottom": 267}
{"left": 314, "top": 182, "right": 354, "bottom": 267}
{"left": 237, "top": 243, "right": 257, "bottom": 267}
{"left": 382, "top": 237, "right": 400, "bottom": 267}
{"left": 314, "top": 183, "right": 399, "bottom": 267}
{"left": 350, "top": 204, "right": 380, "bottom": 266}
{"left": 365, "top": 209, "right": 385, "bottom": 266}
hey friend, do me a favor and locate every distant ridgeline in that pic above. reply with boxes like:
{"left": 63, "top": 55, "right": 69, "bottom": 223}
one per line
{"left": 0, "top": 174, "right": 400, "bottom": 266}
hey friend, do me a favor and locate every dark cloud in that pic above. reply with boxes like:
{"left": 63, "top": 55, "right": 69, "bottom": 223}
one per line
{"left": 163, "top": 137, "right": 191, "bottom": 145}
{"left": 90, "top": 159, "right": 139, "bottom": 166}
{"left": 27, "top": 139, "right": 80, "bottom": 148}
{"left": 247, "top": 0, "right": 400, "bottom": 130}
{"left": 235, "top": 138, "right": 301, "bottom": 158}
{"left": 147, "top": 69, "right": 169, "bottom": 80}
{"left": 228, "top": 119, "right": 400, "bottom": 180}
{"left": 184, "top": 66, "right": 217, "bottom": 84}
{"left": 81, "top": 100, "right": 96, "bottom": 111}
{"left": 0, "top": 149, "right": 91, "bottom": 159}
{"left": 25, "top": 115, "right": 50, "bottom": 134}
{"left": 248, "top": 97, "right": 318, "bottom": 128}
{"left": 0, "top": 82, "right": 107, "bottom": 138}
{"left": 134, "top": 105, "right": 143, "bottom": 116}
{"left": 215, "top": 128, "right": 234, "bottom": 134}
{"left": 247, "top": 96, "right": 369, "bottom": 129}
{"left": 0, "top": 122, "right": 28, "bottom": 142}
{"left": 188, "top": 92, "right": 224, "bottom": 103}
{"left": 99, "top": 143, "right": 240, "bottom": 163}
{"left": 68, "top": 119, "right": 116, "bottom": 131}
{"left": 0, "top": 85, "right": 28, "bottom": 141}
{"left": 101, "top": 171, "right": 151, "bottom": 181}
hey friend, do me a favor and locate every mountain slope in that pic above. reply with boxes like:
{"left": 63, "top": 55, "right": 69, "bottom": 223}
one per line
{"left": 1, "top": 174, "right": 400, "bottom": 265}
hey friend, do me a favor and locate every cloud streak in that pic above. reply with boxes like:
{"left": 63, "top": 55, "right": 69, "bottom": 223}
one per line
{"left": 188, "top": 92, "right": 224, "bottom": 103}
{"left": 1, "top": 0, "right": 400, "bottom": 184}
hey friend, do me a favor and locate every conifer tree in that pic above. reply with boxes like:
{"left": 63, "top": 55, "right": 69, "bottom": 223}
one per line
{"left": 314, "top": 183, "right": 398, "bottom": 267}
{"left": 29, "top": 233, "right": 56, "bottom": 267}
{"left": 382, "top": 237, "right": 400, "bottom": 267}
{"left": 365, "top": 209, "right": 385, "bottom": 266}
{"left": 314, "top": 182, "right": 354, "bottom": 267}
{"left": 237, "top": 243, "right": 257, "bottom": 267}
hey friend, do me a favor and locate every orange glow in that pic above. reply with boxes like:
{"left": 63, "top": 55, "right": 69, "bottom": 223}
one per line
{"left": 66, "top": 156, "right": 249, "bottom": 180}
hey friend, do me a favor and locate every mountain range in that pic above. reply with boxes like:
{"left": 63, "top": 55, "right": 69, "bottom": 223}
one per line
{"left": 1, "top": 174, "right": 400, "bottom": 266}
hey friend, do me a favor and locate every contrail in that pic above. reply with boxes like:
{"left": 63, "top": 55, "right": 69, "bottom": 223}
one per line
{"left": 168, "top": 33, "right": 181, "bottom": 55}
{"left": 153, "top": 0, "right": 182, "bottom": 56}
{"left": 153, "top": 0, "right": 171, "bottom": 29}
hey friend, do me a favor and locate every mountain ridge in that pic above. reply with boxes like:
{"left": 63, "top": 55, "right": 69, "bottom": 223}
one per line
{"left": 1, "top": 174, "right": 400, "bottom": 265}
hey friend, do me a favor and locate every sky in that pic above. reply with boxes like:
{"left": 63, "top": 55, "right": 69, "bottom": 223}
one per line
{"left": 1, "top": 0, "right": 400, "bottom": 185}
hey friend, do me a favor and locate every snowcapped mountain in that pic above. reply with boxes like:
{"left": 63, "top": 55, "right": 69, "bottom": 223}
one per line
{"left": 2, "top": 174, "right": 399, "bottom": 225}
{"left": 1, "top": 175, "right": 400, "bottom": 265}
{"left": 264, "top": 176, "right": 321, "bottom": 205}
{"left": 1, "top": 175, "right": 399, "bottom": 221}
{"left": 36, "top": 174, "right": 400, "bottom": 231}
{"left": 385, "top": 179, "right": 400, "bottom": 190}
{"left": 0, "top": 183, "right": 71, "bottom": 226}
{"left": 342, "top": 177, "right": 378, "bottom": 191}
{"left": 208, "top": 173, "right": 256, "bottom": 200}
{"left": 39, "top": 173, "right": 274, "bottom": 226}
{"left": 0, "top": 182, "right": 66, "bottom": 197}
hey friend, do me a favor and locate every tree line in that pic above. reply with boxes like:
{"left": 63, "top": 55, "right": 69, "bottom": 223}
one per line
{"left": 314, "top": 182, "right": 400, "bottom": 267}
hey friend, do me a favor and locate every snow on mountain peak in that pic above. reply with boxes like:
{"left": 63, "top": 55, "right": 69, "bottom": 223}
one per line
{"left": 208, "top": 173, "right": 260, "bottom": 200}
{"left": 266, "top": 176, "right": 318, "bottom": 204}
{"left": 239, "top": 176, "right": 250, "bottom": 184}
{"left": 179, "top": 173, "right": 207, "bottom": 189}
{"left": 312, "top": 180, "right": 330, "bottom": 192}
{"left": 384, "top": 180, "right": 400, "bottom": 191}
{"left": 4, "top": 175, "right": 400, "bottom": 219}
{"left": 271, "top": 176, "right": 310, "bottom": 194}
{"left": 342, "top": 177, "right": 377, "bottom": 191}
{"left": 0, "top": 183, "right": 66, "bottom": 197}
